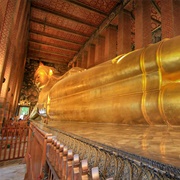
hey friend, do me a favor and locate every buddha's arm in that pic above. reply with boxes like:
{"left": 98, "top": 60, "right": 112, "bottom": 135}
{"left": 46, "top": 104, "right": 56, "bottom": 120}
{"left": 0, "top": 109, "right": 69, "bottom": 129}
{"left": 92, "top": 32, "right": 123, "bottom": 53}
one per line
{"left": 29, "top": 103, "right": 39, "bottom": 120}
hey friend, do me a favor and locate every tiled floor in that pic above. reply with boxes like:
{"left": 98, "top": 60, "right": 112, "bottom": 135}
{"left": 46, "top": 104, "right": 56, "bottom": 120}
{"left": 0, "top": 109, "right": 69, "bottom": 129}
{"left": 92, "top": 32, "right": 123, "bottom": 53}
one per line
{"left": 0, "top": 159, "right": 26, "bottom": 180}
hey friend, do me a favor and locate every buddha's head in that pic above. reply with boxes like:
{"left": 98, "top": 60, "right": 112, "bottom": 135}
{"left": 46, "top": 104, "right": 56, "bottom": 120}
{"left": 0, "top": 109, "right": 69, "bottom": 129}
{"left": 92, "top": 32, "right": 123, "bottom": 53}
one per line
{"left": 34, "top": 63, "right": 58, "bottom": 89}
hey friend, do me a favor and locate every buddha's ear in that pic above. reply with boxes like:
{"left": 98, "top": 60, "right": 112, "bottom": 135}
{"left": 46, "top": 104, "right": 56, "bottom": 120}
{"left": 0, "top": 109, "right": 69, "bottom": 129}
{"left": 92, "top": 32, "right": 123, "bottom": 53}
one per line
{"left": 48, "top": 69, "right": 53, "bottom": 76}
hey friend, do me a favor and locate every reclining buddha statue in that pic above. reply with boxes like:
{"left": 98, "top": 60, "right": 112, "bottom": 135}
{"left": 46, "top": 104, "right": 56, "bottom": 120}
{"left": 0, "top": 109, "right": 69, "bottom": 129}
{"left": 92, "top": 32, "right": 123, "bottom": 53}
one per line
{"left": 30, "top": 35, "right": 180, "bottom": 126}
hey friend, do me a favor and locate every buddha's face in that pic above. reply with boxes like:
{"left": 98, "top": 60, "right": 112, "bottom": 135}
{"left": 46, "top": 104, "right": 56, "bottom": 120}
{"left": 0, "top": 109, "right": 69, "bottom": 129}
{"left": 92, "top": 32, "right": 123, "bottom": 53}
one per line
{"left": 35, "top": 70, "right": 49, "bottom": 89}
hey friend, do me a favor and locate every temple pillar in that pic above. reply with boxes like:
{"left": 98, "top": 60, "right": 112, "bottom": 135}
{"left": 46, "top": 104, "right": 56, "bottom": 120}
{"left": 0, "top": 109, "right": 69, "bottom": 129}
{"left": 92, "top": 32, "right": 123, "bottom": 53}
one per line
{"left": 10, "top": 0, "right": 30, "bottom": 118}
{"left": 0, "top": 42, "right": 15, "bottom": 121}
{"left": 117, "top": 10, "right": 132, "bottom": 55}
{"left": 134, "top": 0, "right": 151, "bottom": 49}
{"left": 81, "top": 51, "right": 88, "bottom": 69}
{"left": 87, "top": 44, "right": 95, "bottom": 68}
{"left": 0, "top": 0, "right": 19, "bottom": 128}
{"left": 0, "top": 0, "right": 17, "bottom": 94}
{"left": 94, "top": 36, "right": 105, "bottom": 65}
{"left": 71, "top": 62, "right": 75, "bottom": 68}
{"left": 0, "top": 0, "right": 29, "bottom": 124}
{"left": 161, "top": 0, "right": 180, "bottom": 38}
{"left": 104, "top": 25, "right": 117, "bottom": 61}
{"left": 11, "top": 30, "right": 28, "bottom": 116}
{"left": 76, "top": 57, "right": 82, "bottom": 67}
{"left": 10, "top": 58, "right": 24, "bottom": 117}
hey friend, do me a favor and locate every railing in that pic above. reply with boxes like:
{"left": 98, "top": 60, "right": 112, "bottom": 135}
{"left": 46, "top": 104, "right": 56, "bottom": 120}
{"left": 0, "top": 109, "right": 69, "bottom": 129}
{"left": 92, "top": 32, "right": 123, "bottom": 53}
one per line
{"left": 25, "top": 122, "right": 178, "bottom": 180}
{"left": 0, "top": 121, "right": 29, "bottom": 161}
{"left": 25, "top": 122, "right": 48, "bottom": 180}
{"left": 46, "top": 137, "right": 105, "bottom": 180}
{"left": 25, "top": 123, "right": 108, "bottom": 180}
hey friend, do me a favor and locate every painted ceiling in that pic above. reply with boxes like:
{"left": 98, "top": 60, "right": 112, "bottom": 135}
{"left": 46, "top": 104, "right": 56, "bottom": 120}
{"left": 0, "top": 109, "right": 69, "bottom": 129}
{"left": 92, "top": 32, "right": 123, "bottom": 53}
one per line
{"left": 27, "top": 0, "right": 161, "bottom": 69}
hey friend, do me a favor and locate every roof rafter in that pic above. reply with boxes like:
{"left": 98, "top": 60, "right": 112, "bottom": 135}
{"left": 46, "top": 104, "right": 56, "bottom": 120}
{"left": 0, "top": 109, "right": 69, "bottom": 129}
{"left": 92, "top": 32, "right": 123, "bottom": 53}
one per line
{"left": 29, "top": 39, "right": 78, "bottom": 52}
{"left": 28, "top": 47, "right": 74, "bottom": 58}
{"left": 68, "top": 1, "right": 124, "bottom": 66}
{"left": 30, "top": 18, "right": 90, "bottom": 38}
{"left": 67, "top": 0, "right": 108, "bottom": 16}
{"left": 31, "top": 3, "right": 98, "bottom": 28}
{"left": 29, "top": 29, "right": 84, "bottom": 45}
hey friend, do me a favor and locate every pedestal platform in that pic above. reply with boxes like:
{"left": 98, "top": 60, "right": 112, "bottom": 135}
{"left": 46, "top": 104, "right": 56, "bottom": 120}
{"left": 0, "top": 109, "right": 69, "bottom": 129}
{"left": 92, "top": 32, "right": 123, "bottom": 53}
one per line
{"left": 33, "top": 120, "right": 180, "bottom": 179}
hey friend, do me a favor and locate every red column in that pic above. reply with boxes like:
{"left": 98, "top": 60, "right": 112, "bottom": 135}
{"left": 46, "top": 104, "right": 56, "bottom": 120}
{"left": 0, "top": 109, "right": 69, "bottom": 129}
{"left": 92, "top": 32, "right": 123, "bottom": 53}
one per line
{"left": 0, "top": 0, "right": 18, "bottom": 128}
{"left": 0, "top": 0, "right": 17, "bottom": 94}
{"left": 81, "top": 51, "right": 88, "bottom": 69}
{"left": 134, "top": 0, "right": 151, "bottom": 49}
{"left": 0, "top": 0, "right": 29, "bottom": 122}
{"left": 76, "top": 57, "right": 82, "bottom": 67}
{"left": 104, "top": 25, "right": 117, "bottom": 61}
{"left": 87, "top": 44, "right": 95, "bottom": 68}
{"left": 11, "top": 54, "right": 26, "bottom": 116}
{"left": 71, "top": 62, "right": 75, "bottom": 68}
{"left": 1, "top": 42, "right": 15, "bottom": 120}
{"left": 9, "top": 0, "right": 30, "bottom": 118}
{"left": 161, "top": 0, "right": 180, "bottom": 38}
{"left": 94, "top": 35, "right": 105, "bottom": 65}
{"left": 117, "top": 10, "right": 132, "bottom": 55}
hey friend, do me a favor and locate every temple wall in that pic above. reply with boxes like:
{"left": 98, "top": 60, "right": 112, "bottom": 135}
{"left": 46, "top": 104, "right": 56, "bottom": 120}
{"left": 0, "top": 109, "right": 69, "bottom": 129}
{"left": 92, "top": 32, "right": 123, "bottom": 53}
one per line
{"left": 0, "top": 0, "right": 30, "bottom": 128}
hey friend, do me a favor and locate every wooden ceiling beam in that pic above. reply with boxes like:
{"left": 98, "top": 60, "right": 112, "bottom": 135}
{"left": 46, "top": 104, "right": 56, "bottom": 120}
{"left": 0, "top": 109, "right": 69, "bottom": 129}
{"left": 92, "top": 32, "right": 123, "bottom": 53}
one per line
{"left": 28, "top": 47, "right": 74, "bottom": 58}
{"left": 152, "top": 25, "right": 161, "bottom": 32}
{"left": 31, "top": 3, "right": 97, "bottom": 28}
{"left": 29, "top": 29, "right": 83, "bottom": 45}
{"left": 30, "top": 17, "right": 90, "bottom": 38}
{"left": 29, "top": 32, "right": 81, "bottom": 49}
{"left": 29, "top": 39, "right": 78, "bottom": 52}
{"left": 151, "top": 17, "right": 161, "bottom": 24}
{"left": 151, "top": 0, "right": 161, "bottom": 14}
{"left": 27, "top": 55, "right": 68, "bottom": 65}
{"left": 66, "top": 0, "right": 108, "bottom": 16}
